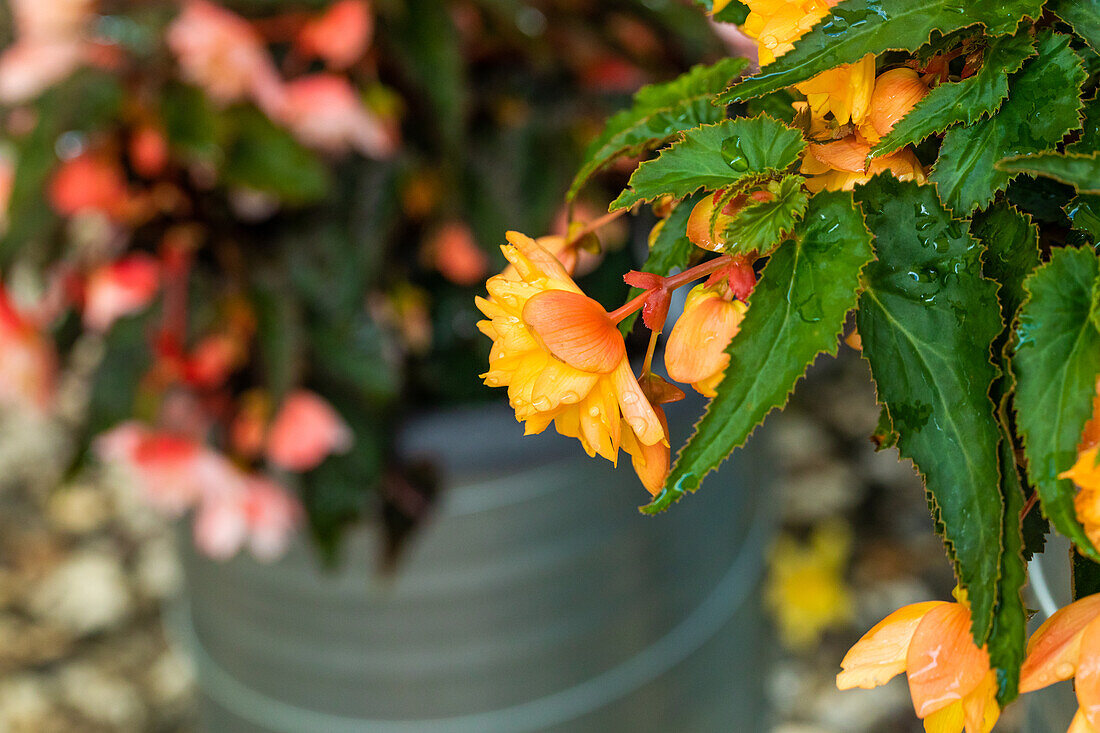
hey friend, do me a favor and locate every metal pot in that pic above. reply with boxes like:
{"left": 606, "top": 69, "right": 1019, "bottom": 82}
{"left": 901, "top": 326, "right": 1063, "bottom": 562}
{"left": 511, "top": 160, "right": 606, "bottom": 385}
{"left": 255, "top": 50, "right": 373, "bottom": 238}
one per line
{"left": 172, "top": 400, "right": 776, "bottom": 732}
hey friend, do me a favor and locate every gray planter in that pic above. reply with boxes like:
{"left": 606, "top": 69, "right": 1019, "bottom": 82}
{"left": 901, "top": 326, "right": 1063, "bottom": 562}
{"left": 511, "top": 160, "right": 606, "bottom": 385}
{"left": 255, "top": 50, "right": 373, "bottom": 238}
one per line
{"left": 172, "top": 400, "right": 776, "bottom": 732}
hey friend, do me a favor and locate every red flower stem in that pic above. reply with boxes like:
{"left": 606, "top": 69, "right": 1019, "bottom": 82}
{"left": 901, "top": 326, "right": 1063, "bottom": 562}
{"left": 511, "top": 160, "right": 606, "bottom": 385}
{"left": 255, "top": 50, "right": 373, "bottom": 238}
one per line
{"left": 567, "top": 208, "right": 629, "bottom": 245}
{"left": 1021, "top": 491, "right": 1040, "bottom": 521}
{"left": 609, "top": 255, "right": 735, "bottom": 324}
{"left": 662, "top": 255, "right": 734, "bottom": 291}
{"left": 608, "top": 290, "right": 650, "bottom": 324}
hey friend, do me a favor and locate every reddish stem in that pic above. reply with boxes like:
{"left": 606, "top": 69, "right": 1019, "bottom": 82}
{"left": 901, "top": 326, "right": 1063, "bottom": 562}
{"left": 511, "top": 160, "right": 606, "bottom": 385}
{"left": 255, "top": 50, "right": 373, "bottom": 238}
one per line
{"left": 1021, "top": 491, "right": 1040, "bottom": 521}
{"left": 567, "top": 208, "right": 629, "bottom": 245}
{"left": 609, "top": 255, "right": 735, "bottom": 325}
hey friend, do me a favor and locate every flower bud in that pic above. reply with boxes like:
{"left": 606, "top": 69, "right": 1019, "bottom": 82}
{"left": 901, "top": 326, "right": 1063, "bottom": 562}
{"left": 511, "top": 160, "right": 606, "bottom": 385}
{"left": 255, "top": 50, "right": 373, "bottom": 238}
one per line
{"left": 686, "top": 189, "right": 746, "bottom": 252}
{"left": 664, "top": 284, "right": 748, "bottom": 397}
{"left": 866, "top": 68, "right": 929, "bottom": 142}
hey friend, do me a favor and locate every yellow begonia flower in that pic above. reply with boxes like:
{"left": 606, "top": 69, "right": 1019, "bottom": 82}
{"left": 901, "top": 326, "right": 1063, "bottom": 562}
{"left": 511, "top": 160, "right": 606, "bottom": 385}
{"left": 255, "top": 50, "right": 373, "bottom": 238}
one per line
{"left": 795, "top": 54, "right": 876, "bottom": 127}
{"left": 860, "top": 67, "right": 930, "bottom": 144}
{"left": 1019, "top": 593, "right": 1100, "bottom": 732}
{"left": 838, "top": 595, "right": 1000, "bottom": 733}
{"left": 800, "top": 135, "right": 926, "bottom": 193}
{"left": 1061, "top": 446, "right": 1100, "bottom": 550}
{"left": 741, "top": 0, "right": 837, "bottom": 66}
{"left": 741, "top": 2, "right": 876, "bottom": 127}
{"left": 764, "top": 521, "right": 854, "bottom": 649}
{"left": 476, "top": 231, "right": 665, "bottom": 472}
{"left": 664, "top": 284, "right": 747, "bottom": 398}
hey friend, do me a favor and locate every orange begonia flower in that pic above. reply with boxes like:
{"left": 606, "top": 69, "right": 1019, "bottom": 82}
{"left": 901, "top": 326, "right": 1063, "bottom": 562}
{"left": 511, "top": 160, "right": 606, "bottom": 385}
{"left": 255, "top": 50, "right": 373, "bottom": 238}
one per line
{"left": 664, "top": 284, "right": 748, "bottom": 398}
{"left": 1019, "top": 594, "right": 1100, "bottom": 732}
{"left": 1062, "top": 446, "right": 1100, "bottom": 553}
{"left": 838, "top": 596, "right": 1000, "bottom": 733}
{"left": 861, "top": 67, "right": 930, "bottom": 143}
{"left": 800, "top": 135, "right": 926, "bottom": 193}
{"left": 477, "top": 232, "right": 666, "bottom": 478}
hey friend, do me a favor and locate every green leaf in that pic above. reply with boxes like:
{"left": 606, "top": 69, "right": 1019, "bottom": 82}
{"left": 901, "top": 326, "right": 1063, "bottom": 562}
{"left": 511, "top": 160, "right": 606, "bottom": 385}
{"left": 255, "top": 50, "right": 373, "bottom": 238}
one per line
{"left": 931, "top": 32, "right": 1086, "bottom": 215}
{"left": 610, "top": 116, "right": 805, "bottom": 210}
{"left": 997, "top": 152, "right": 1100, "bottom": 194}
{"left": 694, "top": 0, "right": 750, "bottom": 24}
{"left": 745, "top": 89, "right": 799, "bottom": 123}
{"left": 1069, "top": 97, "right": 1100, "bottom": 155}
{"left": 718, "top": 0, "right": 1045, "bottom": 104}
{"left": 1013, "top": 246, "right": 1100, "bottom": 560}
{"left": 871, "top": 31, "right": 1036, "bottom": 158}
{"left": 252, "top": 273, "right": 306, "bottom": 402}
{"left": 645, "top": 189, "right": 872, "bottom": 512}
{"left": 567, "top": 58, "right": 748, "bottom": 202}
{"left": 222, "top": 109, "right": 331, "bottom": 204}
{"left": 855, "top": 175, "right": 1004, "bottom": 642}
{"left": 161, "top": 82, "right": 224, "bottom": 161}
{"left": 723, "top": 174, "right": 809, "bottom": 256}
{"left": 1067, "top": 195, "right": 1100, "bottom": 241}
{"left": 619, "top": 193, "right": 703, "bottom": 336}
{"left": 989, "top": 427, "right": 1027, "bottom": 704}
{"left": 1074, "top": 553, "right": 1100, "bottom": 600}
{"left": 973, "top": 202, "right": 1041, "bottom": 332}
{"left": 1050, "top": 0, "right": 1100, "bottom": 52}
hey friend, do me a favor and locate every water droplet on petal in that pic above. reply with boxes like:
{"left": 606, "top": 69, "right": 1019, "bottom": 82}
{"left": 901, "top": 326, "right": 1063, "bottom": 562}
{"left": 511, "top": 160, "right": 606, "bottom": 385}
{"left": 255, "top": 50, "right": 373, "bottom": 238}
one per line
{"left": 588, "top": 406, "right": 601, "bottom": 418}
{"left": 621, "top": 392, "right": 638, "bottom": 405}
{"left": 1056, "top": 662, "right": 1075, "bottom": 679}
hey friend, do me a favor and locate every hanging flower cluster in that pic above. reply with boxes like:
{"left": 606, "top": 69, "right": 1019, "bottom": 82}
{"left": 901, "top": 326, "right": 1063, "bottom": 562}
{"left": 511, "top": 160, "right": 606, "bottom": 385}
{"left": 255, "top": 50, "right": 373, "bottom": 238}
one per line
{"left": 479, "top": 0, "right": 1100, "bottom": 727}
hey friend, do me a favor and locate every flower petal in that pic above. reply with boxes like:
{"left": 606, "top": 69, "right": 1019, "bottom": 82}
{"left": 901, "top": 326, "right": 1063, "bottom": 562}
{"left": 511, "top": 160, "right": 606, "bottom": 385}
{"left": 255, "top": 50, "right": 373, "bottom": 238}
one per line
{"left": 1077, "top": 613, "right": 1100, "bottom": 729}
{"left": 837, "top": 601, "right": 946, "bottom": 690}
{"left": 922, "top": 700, "right": 964, "bottom": 733}
{"left": 1020, "top": 593, "right": 1100, "bottom": 692}
{"left": 522, "top": 289, "right": 624, "bottom": 374}
{"left": 961, "top": 671, "right": 999, "bottom": 733}
{"left": 906, "top": 603, "right": 990, "bottom": 719}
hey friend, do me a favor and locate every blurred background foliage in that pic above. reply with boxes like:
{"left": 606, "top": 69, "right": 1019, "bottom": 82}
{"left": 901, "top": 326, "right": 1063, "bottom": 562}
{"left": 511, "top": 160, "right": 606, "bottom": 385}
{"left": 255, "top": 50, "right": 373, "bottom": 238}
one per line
{"left": 0, "top": 0, "right": 728, "bottom": 559}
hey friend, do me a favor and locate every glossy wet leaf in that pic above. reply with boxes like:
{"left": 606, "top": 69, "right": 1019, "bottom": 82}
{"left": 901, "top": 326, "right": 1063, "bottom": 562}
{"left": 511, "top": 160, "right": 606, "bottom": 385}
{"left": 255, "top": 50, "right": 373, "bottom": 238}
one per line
{"left": 567, "top": 58, "right": 748, "bottom": 202}
{"left": 973, "top": 202, "right": 1041, "bottom": 334}
{"left": 931, "top": 32, "right": 1086, "bottom": 215}
{"left": 973, "top": 203, "right": 1048, "bottom": 563}
{"left": 997, "top": 153, "right": 1100, "bottom": 195}
{"left": 855, "top": 176, "right": 1004, "bottom": 643}
{"left": 1050, "top": 0, "right": 1100, "bottom": 52}
{"left": 1069, "top": 98, "right": 1100, "bottom": 155}
{"left": 610, "top": 116, "right": 805, "bottom": 210}
{"left": 870, "top": 31, "right": 1035, "bottom": 158}
{"left": 718, "top": 0, "right": 1045, "bottom": 105}
{"left": 645, "top": 190, "right": 872, "bottom": 513}
{"left": 619, "top": 193, "right": 702, "bottom": 336}
{"left": 722, "top": 175, "right": 809, "bottom": 256}
{"left": 1013, "top": 246, "right": 1100, "bottom": 561}
{"left": 1067, "top": 195, "right": 1100, "bottom": 241}
{"left": 694, "top": 0, "right": 750, "bottom": 24}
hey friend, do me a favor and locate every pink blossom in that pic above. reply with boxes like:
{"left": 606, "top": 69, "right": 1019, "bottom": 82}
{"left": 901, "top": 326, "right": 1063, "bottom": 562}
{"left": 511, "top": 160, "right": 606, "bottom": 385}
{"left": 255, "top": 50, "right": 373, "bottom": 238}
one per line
{"left": 0, "top": 40, "right": 86, "bottom": 104}
{"left": 0, "top": 285, "right": 56, "bottom": 412}
{"left": 265, "top": 390, "right": 353, "bottom": 472}
{"left": 425, "top": 221, "right": 489, "bottom": 286}
{"left": 193, "top": 474, "right": 301, "bottom": 561}
{"left": 0, "top": 0, "right": 95, "bottom": 103}
{"left": 167, "top": 0, "right": 284, "bottom": 112}
{"left": 296, "top": 0, "right": 373, "bottom": 70}
{"left": 273, "top": 75, "right": 395, "bottom": 158}
{"left": 83, "top": 253, "right": 160, "bottom": 332}
{"left": 95, "top": 423, "right": 229, "bottom": 515}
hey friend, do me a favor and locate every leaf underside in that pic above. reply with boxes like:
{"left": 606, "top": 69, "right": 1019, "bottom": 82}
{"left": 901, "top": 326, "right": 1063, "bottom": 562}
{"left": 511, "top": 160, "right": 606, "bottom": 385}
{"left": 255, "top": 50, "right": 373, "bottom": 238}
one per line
{"left": 644, "top": 189, "right": 872, "bottom": 513}
{"left": 855, "top": 175, "right": 1004, "bottom": 644}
